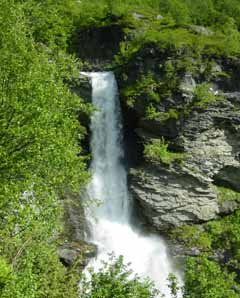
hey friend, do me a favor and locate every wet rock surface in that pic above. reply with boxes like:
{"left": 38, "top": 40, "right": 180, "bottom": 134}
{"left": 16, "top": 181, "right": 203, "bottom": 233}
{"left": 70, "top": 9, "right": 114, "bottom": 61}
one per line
{"left": 58, "top": 241, "right": 97, "bottom": 267}
{"left": 59, "top": 191, "right": 96, "bottom": 268}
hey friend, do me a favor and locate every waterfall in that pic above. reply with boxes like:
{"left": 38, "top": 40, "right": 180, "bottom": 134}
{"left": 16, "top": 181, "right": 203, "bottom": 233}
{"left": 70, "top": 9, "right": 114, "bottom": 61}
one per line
{"left": 84, "top": 71, "right": 182, "bottom": 297}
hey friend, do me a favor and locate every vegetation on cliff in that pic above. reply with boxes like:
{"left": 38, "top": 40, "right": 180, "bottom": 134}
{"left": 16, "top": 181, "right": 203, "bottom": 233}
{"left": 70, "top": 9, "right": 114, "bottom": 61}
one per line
{"left": 172, "top": 210, "right": 240, "bottom": 297}
{"left": 144, "top": 138, "right": 185, "bottom": 165}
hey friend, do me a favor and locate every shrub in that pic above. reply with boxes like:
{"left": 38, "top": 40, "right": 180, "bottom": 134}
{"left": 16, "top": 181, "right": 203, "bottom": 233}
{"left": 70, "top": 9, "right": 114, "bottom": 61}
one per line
{"left": 80, "top": 256, "right": 159, "bottom": 298}
{"left": 144, "top": 138, "right": 185, "bottom": 165}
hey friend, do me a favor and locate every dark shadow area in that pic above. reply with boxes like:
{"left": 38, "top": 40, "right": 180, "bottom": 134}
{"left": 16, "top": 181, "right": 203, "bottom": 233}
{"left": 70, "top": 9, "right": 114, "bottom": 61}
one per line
{"left": 72, "top": 24, "right": 124, "bottom": 68}
{"left": 213, "top": 165, "right": 240, "bottom": 192}
{"left": 216, "top": 58, "right": 240, "bottom": 92}
{"left": 121, "top": 104, "right": 144, "bottom": 168}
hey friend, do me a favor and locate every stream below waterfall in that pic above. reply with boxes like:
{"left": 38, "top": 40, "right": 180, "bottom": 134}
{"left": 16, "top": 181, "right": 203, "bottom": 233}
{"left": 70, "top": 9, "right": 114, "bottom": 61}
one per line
{"left": 83, "top": 72, "right": 182, "bottom": 297}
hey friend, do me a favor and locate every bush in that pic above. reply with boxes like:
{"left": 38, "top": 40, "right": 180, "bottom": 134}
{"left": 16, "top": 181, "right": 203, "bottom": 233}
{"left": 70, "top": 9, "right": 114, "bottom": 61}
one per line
{"left": 144, "top": 138, "right": 185, "bottom": 165}
{"left": 193, "top": 83, "right": 223, "bottom": 108}
{"left": 80, "top": 256, "right": 159, "bottom": 298}
{"left": 184, "top": 257, "right": 239, "bottom": 298}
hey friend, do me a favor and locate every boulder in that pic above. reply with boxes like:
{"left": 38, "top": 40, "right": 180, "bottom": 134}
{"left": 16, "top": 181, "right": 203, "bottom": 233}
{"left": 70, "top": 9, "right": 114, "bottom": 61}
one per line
{"left": 130, "top": 165, "right": 219, "bottom": 231}
{"left": 58, "top": 241, "right": 97, "bottom": 267}
{"left": 214, "top": 166, "right": 240, "bottom": 192}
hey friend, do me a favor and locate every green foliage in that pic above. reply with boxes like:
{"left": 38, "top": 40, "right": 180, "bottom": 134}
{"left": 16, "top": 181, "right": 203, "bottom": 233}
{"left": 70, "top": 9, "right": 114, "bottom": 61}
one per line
{"left": 184, "top": 257, "right": 239, "bottom": 298}
{"left": 122, "top": 73, "right": 160, "bottom": 108}
{"left": 1, "top": 243, "right": 80, "bottom": 298}
{"left": 172, "top": 212, "right": 240, "bottom": 296}
{"left": 80, "top": 256, "right": 159, "bottom": 298}
{"left": 114, "top": 16, "right": 240, "bottom": 70}
{"left": 0, "top": 258, "right": 12, "bottom": 291}
{"left": 167, "top": 273, "right": 181, "bottom": 298}
{"left": 75, "top": 0, "right": 240, "bottom": 64}
{"left": 171, "top": 225, "right": 212, "bottom": 251}
{"left": 185, "top": 212, "right": 239, "bottom": 249}
{"left": 193, "top": 83, "right": 223, "bottom": 108}
{"left": 20, "top": 0, "right": 81, "bottom": 48}
{"left": 146, "top": 107, "right": 179, "bottom": 122}
{"left": 217, "top": 186, "right": 240, "bottom": 202}
{"left": 121, "top": 64, "right": 180, "bottom": 117}
{"left": 0, "top": 1, "right": 90, "bottom": 297}
{"left": 206, "top": 211, "right": 240, "bottom": 255}
{"left": 172, "top": 211, "right": 240, "bottom": 255}
{"left": 78, "top": 0, "right": 240, "bottom": 30}
{"left": 144, "top": 138, "right": 185, "bottom": 165}
{"left": 145, "top": 105, "right": 162, "bottom": 120}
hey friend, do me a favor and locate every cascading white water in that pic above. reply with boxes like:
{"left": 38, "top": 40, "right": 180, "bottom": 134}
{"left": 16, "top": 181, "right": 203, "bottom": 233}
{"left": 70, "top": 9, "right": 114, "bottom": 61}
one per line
{"left": 84, "top": 71, "right": 182, "bottom": 297}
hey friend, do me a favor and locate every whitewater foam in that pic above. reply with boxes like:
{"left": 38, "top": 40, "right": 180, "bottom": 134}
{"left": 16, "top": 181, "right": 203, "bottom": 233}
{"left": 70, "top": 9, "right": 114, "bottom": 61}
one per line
{"left": 83, "top": 72, "right": 182, "bottom": 297}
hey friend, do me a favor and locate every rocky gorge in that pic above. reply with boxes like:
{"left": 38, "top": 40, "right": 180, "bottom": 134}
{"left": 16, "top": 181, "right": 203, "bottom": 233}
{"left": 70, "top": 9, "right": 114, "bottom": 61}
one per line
{"left": 61, "top": 8, "right": 240, "bottom": 296}
{"left": 74, "top": 21, "right": 240, "bottom": 235}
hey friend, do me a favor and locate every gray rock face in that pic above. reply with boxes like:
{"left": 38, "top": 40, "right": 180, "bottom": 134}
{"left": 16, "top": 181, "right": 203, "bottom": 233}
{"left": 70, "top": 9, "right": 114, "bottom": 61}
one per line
{"left": 62, "top": 191, "right": 87, "bottom": 241}
{"left": 179, "top": 73, "right": 196, "bottom": 94}
{"left": 130, "top": 93, "right": 240, "bottom": 231}
{"left": 130, "top": 165, "right": 218, "bottom": 231}
{"left": 76, "top": 74, "right": 92, "bottom": 102}
{"left": 60, "top": 192, "right": 96, "bottom": 268}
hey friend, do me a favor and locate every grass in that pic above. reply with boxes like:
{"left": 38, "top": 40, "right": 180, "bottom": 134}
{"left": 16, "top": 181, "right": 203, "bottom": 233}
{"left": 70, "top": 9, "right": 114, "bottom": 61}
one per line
{"left": 144, "top": 138, "right": 185, "bottom": 165}
{"left": 217, "top": 186, "right": 240, "bottom": 202}
{"left": 171, "top": 224, "right": 212, "bottom": 251}
{"left": 146, "top": 106, "right": 180, "bottom": 121}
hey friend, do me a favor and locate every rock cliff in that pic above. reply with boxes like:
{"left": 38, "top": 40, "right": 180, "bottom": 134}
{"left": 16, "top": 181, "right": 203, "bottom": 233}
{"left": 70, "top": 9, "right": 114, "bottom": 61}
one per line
{"left": 129, "top": 99, "right": 240, "bottom": 230}
{"left": 76, "top": 20, "right": 240, "bottom": 232}
{"left": 119, "top": 53, "right": 240, "bottom": 231}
